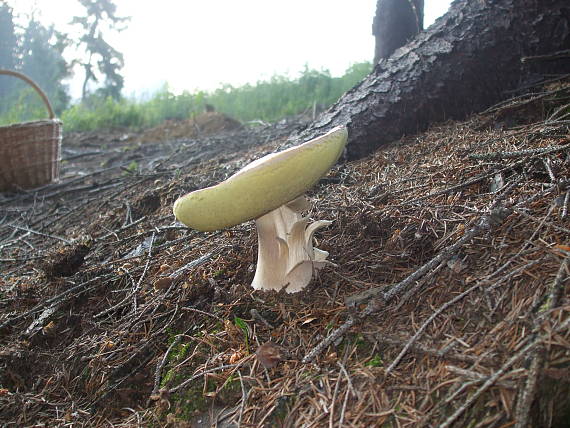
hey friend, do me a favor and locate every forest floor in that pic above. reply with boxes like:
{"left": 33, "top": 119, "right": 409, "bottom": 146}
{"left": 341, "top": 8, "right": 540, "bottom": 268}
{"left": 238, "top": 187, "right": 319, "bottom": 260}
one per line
{"left": 1, "top": 81, "right": 570, "bottom": 427}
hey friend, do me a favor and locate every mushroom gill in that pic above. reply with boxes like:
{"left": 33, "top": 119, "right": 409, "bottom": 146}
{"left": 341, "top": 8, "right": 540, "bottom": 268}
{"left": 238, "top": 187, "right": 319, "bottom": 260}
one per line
{"left": 251, "top": 195, "right": 333, "bottom": 293}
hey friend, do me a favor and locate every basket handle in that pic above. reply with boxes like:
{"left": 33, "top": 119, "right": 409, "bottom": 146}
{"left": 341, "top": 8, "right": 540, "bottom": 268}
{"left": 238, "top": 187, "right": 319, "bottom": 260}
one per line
{"left": 0, "top": 69, "right": 56, "bottom": 119}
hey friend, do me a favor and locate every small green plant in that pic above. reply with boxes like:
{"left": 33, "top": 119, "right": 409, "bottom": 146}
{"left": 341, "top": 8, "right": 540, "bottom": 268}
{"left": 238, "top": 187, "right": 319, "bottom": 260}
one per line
{"left": 365, "top": 354, "right": 384, "bottom": 367}
{"left": 123, "top": 160, "right": 139, "bottom": 175}
{"left": 234, "top": 316, "right": 249, "bottom": 353}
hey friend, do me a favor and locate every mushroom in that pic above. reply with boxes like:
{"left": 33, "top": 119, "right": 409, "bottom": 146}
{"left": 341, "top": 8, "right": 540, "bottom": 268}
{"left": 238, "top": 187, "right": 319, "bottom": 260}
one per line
{"left": 173, "top": 126, "right": 348, "bottom": 293}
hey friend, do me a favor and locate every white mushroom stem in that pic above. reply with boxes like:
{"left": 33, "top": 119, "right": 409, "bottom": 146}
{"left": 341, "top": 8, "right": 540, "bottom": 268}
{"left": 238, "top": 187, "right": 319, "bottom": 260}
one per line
{"left": 251, "top": 196, "right": 333, "bottom": 293}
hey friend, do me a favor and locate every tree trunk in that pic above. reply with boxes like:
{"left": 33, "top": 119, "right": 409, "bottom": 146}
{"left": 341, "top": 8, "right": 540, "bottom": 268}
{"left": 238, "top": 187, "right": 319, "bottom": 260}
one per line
{"left": 373, "top": 0, "right": 424, "bottom": 64}
{"left": 292, "top": 0, "right": 570, "bottom": 160}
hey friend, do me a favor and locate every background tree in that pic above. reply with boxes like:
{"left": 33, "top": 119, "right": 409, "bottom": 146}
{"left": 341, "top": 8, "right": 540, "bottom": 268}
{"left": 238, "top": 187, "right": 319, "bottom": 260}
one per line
{"left": 294, "top": 0, "right": 570, "bottom": 159}
{"left": 19, "top": 19, "right": 71, "bottom": 112}
{"left": 372, "top": 0, "right": 424, "bottom": 64}
{"left": 70, "top": 0, "right": 129, "bottom": 101}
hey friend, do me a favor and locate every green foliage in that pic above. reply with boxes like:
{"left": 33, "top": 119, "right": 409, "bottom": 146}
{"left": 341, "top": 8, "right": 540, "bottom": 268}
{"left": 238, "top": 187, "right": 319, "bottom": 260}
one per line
{"left": 123, "top": 160, "right": 139, "bottom": 175}
{"left": 58, "top": 86, "right": 206, "bottom": 131}
{"left": 234, "top": 316, "right": 249, "bottom": 352}
{"left": 0, "top": 62, "right": 372, "bottom": 130}
{"left": 208, "top": 63, "right": 372, "bottom": 122}
{"left": 61, "top": 94, "right": 143, "bottom": 130}
{"left": 19, "top": 20, "right": 71, "bottom": 113}
{"left": 60, "top": 62, "right": 370, "bottom": 131}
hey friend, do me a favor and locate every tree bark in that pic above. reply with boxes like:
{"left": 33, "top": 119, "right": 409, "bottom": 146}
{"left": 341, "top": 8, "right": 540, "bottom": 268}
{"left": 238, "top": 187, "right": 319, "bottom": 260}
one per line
{"left": 373, "top": 0, "right": 424, "bottom": 64}
{"left": 292, "top": 0, "right": 570, "bottom": 160}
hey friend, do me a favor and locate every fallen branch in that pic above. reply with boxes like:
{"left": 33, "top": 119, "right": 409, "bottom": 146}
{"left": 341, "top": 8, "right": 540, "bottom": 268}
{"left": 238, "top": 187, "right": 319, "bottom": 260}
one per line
{"left": 303, "top": 210, "right": 496, "bottom": 364}
{"left": 303, "top": 182, "right": 518, "bottom": 364}
{"left": 513, "top": 255, "right": 569, "bottom": 428}
{"left": 439, "top": 317, "right": 570, "bottom": 428}
{"left": 384, "top": 258, "right": 542, "bottom": 375}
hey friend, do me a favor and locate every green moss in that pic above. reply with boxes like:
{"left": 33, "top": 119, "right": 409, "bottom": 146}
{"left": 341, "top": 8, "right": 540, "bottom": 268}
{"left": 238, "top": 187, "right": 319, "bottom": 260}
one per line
{"left": 159, "top": 340, "right": 193, "bottom": 388}
{"left": 171, "top": 383, "right": 210, "bottom": 419}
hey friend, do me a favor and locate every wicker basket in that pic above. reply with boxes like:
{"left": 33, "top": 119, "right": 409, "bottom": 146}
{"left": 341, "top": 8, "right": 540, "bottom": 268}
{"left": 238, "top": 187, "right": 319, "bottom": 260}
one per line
{"left": 0, "top": 69, "right": 62, "bottom": 192}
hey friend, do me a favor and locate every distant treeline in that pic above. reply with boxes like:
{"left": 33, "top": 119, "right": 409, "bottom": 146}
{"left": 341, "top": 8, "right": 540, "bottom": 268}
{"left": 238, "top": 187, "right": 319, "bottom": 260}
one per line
{"left": 0, "top": 62, "right": 371, "bottom": 132}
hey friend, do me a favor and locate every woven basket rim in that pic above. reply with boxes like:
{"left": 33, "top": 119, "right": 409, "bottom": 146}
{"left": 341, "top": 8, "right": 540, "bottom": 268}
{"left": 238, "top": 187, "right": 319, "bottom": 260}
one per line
{"left": 0, "top": 118, "right": 62, "bottom": 131}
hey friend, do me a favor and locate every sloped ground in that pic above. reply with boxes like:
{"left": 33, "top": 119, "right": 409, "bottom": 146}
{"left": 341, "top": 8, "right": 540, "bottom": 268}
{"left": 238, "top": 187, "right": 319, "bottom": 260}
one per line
{"left": 1, "top": 82, "right": 569, "bottom": 427}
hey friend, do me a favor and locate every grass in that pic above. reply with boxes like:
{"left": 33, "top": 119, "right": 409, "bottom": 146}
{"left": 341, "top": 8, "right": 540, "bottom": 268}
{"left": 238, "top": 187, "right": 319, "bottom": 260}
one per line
{"left": 0, "top": 62, "right": 372, "bottom": 131}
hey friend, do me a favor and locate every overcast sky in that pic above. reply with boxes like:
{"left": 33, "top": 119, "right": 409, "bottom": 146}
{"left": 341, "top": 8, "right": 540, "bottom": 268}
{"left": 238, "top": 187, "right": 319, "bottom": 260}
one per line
{"left": 10, "top": 0, "right": 452, "bottom": 98}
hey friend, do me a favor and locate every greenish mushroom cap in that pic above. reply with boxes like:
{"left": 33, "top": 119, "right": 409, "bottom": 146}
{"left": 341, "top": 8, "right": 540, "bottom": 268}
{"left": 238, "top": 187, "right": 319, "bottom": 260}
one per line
{"left": 173, "top": 126, "right": 348, "bottom": 232}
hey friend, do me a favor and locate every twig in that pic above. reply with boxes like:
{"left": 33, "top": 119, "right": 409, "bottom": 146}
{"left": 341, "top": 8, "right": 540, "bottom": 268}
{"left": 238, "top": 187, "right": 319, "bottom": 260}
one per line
{"left": 513, "top": 207, "right": 570, "bottom": 235}
{"left": 468, "top": 143, "right": 570, "bottom": 161}
{"left": 250, "top": 308, "right": 274, "bottom": 329}
{"left": 561, "top": 191, "right": 569, "bottom": 219}
{"left": 169, "top": 252, "right": 215, "bottom": 278}
{"left": 521, "top": 49, "right": 570, "bottom": 62}
{"left": 237, "top": 371, "right": 248, "bottom": 428}
{"left": 94, "top": 252, "right": 214, "bottom": 319}
{"left": 181, "top": 306, "right": 223, "bottom": 322}
{"left": 132, "top": 232, "right": 156, "bottom": 313}
{"left": 7, "top": 224, "right": 71, "bottom": 244}
{"left": 338, "top": 361, "right": 352, "bottom": 427}
{"left": 546, "top": 255, "right": 569, "bottom": 310}
{"left": 513, "top": 346, "right": 544, "bottom": 428}
{"left": 517, "top": 205, "right": 555, "bottom": 256}
{"left": 441, "top": 337, "right": 536, "bottom": 428}
{"left": 150, "top": 334, "right": 183, "bottom": 399}
{"left": 393, "top": 260, "right": 446, "bottom": 310}
{"left": 305, "top": 181, "right": 519, "bottom": 364}
{"left": 23, "top": 304, "right": 59, "bottom": 337}
{"left": 302, "top": 317, "right": 357, "bottom": 364}
{"left": 329, "top": 364, "right": 343, "bottom": 428}
{"left": 543, "top": 158, "right": 556, "bottom": 182}
{"left": 445, "top": 365, "right": 516, "bottom": 389}
{"left": 372, "top": 332, "right": 495, "bottom": 365}
{"left": 303, "top": 213, "right": 492, "bottom": 365}
{"left": 96, "top": 216, "right": 147, "bottom": 241}
{"left": 168, "top": 364, "right": 239, "bottom": 394}
{"left": 400, "top": 169, "right": 503, "bottom": 206}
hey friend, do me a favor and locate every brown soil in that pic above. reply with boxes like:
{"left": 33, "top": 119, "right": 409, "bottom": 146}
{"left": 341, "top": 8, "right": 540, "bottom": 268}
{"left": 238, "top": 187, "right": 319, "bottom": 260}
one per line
{"left": 1, "top": 84, "right": 569, "bottom": 427}
{"left": 137, "top": 112, "right": 243, "bottom": 144}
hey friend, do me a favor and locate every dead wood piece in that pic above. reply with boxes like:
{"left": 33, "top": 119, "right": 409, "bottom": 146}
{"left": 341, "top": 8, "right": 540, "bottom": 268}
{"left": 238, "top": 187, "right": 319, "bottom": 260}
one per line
{"left": 23, "top": 304, "right": 58, "bottom": 338}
